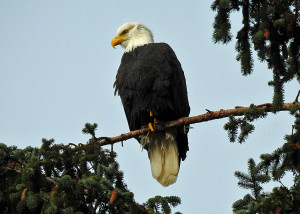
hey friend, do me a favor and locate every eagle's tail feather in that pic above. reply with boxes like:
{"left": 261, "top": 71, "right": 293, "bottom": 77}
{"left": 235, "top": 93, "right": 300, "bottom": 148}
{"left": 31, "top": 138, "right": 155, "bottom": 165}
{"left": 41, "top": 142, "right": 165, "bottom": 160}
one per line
{"left": 147, "top": 131, "right": 179, "bottom": 187}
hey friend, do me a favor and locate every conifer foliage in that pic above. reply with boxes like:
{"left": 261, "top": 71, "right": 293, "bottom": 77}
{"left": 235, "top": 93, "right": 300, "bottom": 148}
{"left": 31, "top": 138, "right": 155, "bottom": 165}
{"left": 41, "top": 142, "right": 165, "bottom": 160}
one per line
{"left": 0, "top": 123, "right": 181, "bottom": 214}
{"left": 232, "top": 110, "right": 300, "bottom": 213}
{"left": 212, "top": 0, "right": 300, "bottom": 110}
{"left": 212, "top": 0, "right": 300, "bottom": 213}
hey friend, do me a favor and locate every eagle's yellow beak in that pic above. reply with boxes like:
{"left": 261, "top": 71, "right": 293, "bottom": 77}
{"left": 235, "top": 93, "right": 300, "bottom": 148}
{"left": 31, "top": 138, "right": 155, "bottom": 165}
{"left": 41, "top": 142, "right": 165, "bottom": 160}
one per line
{"left": 111, "top": 35, "right": 127, "bottom": 49}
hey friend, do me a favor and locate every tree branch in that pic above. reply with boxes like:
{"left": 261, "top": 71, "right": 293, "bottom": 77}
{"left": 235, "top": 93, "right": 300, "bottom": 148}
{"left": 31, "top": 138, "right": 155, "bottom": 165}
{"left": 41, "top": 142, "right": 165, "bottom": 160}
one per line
{"left": 96, "top": 102, "right": 300, "bottom": 146}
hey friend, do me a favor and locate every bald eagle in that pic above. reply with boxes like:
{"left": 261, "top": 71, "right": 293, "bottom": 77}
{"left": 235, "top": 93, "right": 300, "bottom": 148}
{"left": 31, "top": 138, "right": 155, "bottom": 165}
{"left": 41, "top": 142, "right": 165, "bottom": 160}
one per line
{"left": 111, "top": 22, "right": 190, "bottom": 186}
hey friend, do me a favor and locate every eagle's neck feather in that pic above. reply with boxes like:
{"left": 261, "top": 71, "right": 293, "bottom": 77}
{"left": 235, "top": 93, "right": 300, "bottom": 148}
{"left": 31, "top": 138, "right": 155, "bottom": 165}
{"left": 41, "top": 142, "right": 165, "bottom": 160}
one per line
{"left": 125, "top": 37, "right": 153, "bottom": 52}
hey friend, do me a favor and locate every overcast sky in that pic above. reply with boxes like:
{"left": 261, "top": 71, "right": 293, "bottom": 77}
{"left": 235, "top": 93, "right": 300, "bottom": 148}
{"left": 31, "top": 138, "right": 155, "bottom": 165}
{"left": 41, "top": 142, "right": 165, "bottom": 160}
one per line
{"left": 1, "top": 1, "right": 299, "bottom": 213}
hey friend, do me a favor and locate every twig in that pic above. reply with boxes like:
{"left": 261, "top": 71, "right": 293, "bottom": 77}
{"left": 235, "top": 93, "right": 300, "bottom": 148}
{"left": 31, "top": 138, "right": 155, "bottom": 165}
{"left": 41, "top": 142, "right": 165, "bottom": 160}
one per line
{"left": 205, "top": 109, "right": 212, "bottom": 113}
{"left": 294, "top": 90, "right": 300, "bottom": 103}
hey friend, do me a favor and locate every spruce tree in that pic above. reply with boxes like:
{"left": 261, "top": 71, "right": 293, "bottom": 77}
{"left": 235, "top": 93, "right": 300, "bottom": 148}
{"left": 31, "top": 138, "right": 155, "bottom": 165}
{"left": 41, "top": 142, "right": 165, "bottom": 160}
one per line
{"left": 212, "top": 0, "right": 299, "bottom": 110}
{"left": 0, "top": 123, "right": 181, "bottom": 214}
{"left": 212, "top": 0, "right": 300, "bottom": 213}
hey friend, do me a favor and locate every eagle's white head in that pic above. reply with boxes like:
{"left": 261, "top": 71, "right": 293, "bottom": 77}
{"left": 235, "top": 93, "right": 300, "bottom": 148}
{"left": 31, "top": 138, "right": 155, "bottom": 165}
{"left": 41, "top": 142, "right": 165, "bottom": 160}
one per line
{"left": 111, "top": 22, "right": 154, "bottom": 52}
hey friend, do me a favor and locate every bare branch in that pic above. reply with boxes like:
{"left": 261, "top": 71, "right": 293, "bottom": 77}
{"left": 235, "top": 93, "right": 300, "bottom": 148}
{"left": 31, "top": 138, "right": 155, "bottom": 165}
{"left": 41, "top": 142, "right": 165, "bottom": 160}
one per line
{"left": 96, "top": 102, "right": 300, "bottom": 146}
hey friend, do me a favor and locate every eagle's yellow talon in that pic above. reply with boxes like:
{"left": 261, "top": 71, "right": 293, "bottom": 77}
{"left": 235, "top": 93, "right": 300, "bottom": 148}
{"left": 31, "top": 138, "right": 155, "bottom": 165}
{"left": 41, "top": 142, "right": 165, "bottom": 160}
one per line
{"left": 148, "top": 122, "right": 155, "bottom": 132}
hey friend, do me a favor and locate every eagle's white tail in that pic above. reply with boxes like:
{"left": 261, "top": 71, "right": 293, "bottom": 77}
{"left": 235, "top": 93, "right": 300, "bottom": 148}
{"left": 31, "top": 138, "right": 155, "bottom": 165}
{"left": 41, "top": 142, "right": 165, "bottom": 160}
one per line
{"left": 147, "top": 132, "right": 179, "bottom": 186}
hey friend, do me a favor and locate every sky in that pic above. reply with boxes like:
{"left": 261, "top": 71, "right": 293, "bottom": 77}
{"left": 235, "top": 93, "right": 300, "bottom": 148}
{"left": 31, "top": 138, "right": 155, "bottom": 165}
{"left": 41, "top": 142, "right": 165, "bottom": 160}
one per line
{"left": 0, "top": 1, "right": 299, "bottom": 213}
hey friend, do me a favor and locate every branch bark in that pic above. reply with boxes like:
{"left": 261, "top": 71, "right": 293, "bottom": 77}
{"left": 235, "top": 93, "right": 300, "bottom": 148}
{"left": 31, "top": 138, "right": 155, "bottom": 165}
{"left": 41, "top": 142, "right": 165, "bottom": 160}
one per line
{"left": 96, "top": 102, "right": 300, "bottom": 146}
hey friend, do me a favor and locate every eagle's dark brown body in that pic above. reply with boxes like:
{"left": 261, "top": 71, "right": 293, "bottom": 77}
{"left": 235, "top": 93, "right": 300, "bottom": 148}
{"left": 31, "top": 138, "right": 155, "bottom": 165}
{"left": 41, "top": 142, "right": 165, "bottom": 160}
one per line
{"left": 114, "top": 42, "right": 190, "bottom": 163}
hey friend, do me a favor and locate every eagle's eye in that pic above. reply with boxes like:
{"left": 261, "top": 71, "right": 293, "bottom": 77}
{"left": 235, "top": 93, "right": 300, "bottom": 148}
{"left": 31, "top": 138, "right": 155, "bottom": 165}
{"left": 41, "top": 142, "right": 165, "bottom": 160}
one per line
{"left": 121, "top": 30, "right": 128, "bottom": 35}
